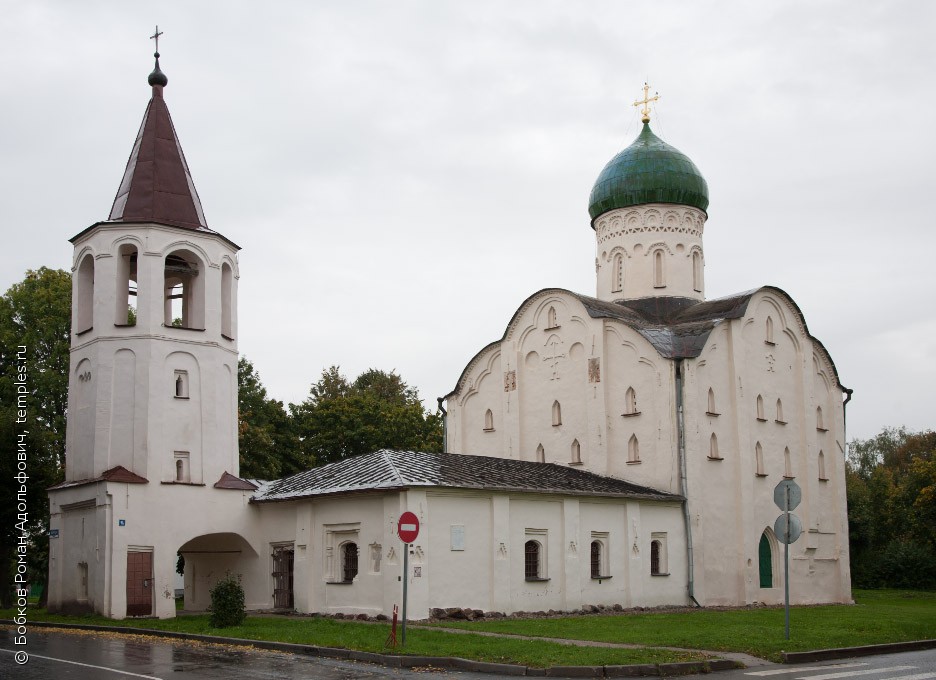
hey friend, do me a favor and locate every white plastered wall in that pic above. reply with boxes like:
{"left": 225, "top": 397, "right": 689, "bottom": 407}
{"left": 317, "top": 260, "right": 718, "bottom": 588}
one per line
{"left": 593, "top": 204, "right": 706, "bottom": 301}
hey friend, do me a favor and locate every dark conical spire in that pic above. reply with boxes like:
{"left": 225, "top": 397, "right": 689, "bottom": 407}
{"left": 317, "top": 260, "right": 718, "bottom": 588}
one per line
{"left": 148, "top": 51, "right": 168, "bottom": 88}
{"left": 108, "top": 51, "right": 208, "bottom": 230}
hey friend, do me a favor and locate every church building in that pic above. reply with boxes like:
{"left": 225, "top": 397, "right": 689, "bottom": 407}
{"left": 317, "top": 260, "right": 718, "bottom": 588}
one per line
{"left": 46, "top": 55, "right": 851, "bottom": 620}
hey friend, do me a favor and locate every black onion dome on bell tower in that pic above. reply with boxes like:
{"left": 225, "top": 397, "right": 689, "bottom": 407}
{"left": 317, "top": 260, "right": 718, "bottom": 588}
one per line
{"left": 147, "top": 51, "right": 168, "bottom": 87}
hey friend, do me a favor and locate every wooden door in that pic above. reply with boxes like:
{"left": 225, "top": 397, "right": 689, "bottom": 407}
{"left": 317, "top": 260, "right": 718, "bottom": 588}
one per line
{"left": 126, "top": 551, "right": 153, "bottom": 616}
{"left": 272, "top": 545, "right": 294, "bottom": 609}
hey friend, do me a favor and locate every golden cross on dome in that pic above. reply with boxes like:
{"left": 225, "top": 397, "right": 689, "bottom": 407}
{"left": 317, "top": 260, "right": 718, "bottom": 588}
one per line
{"left": 633, "top": 82, "right": 660, "bottom": 123}
{"left": 150, "top": 25, "right": 164, "bottom": 53}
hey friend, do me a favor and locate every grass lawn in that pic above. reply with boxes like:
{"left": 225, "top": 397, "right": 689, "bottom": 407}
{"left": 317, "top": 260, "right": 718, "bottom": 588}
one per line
{"left": 0, "top": 609, "right": 704, "bottom": 668}
{"left": 432, "top": 589, "right": 936, "bottom": 662}
{"left": 5, "top": 590, "right": 931, "bottom": 666}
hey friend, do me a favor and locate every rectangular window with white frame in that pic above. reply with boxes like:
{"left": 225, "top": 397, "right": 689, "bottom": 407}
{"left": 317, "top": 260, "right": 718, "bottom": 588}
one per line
{"left": 324, "top": 523, "right": 360, "bottom": 584}
{"left": 590, "top": 531, "right": 610, "bottom": 579}
{"left": 524, "top": 528, "right": 549, "bottom": 581}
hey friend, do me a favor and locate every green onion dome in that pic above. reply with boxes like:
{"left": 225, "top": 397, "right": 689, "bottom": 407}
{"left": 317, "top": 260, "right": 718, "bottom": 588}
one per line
{"left": 588, "top": 122, "right": 708, "bottom": 223}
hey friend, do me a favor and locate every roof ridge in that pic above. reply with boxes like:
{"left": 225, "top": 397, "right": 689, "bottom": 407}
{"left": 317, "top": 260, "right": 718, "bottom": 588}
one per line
{"left": 381, "top": 449, "right": 406, "bottom": 486}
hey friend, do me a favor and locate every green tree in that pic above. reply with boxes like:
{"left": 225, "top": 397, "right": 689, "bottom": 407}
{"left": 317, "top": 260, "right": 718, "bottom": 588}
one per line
{"left": 0, "top": 268, "right": 71, "bottom": 607}
{"left": 237, "top": 356, "right": 305, "bottom": 479}
{"left": 291, "top": 366, "right": 442, "bottom": 467}
{"left": 846, "top": 427, "right": 936, "bottom": 589}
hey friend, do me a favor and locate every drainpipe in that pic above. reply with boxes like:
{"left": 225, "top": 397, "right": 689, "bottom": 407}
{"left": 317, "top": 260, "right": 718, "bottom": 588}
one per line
{"left": 674, "top": 359, "right": 701, "bottom": 607}
{"left": 437, "top": 397, "right": 448, "bottom": 454}
{"left": 842, "top": 388, "right": 853, "bottom": 457}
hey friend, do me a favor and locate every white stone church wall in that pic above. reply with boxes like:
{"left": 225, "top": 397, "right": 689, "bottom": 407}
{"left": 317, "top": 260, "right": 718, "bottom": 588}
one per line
{"left": 593, "top": 204, "right": 706, "bottom": 302}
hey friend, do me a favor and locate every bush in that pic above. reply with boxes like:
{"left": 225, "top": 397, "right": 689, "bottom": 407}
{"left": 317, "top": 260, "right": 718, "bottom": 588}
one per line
{"left": 209, "top": 572, "right": 245, "bottom": 628}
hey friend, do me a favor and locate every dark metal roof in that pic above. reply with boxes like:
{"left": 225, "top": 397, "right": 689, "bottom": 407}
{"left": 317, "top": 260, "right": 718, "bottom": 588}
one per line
{"left": 107, "top": 63, "right": 208, "bottom": 231}
{"left": 48, "top": 465, "right": 148, "bottom": 491}
{"left": 251, "top": 449, "right": 680, "bottom": 504}
{"left": 213, "top": 471, "right": 258, "bottom": 491}
{"left": 573, "top": 290, "right": 757, "bottom": 359}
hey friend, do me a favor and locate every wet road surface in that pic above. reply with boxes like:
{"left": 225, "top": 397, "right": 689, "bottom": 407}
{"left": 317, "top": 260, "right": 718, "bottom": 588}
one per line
{"left": 0, "top": 626, "right": 490, "bottom": 680}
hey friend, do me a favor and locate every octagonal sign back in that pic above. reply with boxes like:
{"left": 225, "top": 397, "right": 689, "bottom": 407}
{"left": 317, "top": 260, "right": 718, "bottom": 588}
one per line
{"left": 774, "top": 479, "right": 801, "bottom": 512}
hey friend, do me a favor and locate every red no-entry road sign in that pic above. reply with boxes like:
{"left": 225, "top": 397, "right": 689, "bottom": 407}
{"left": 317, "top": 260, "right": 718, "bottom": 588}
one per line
{"left": 398, "top": 512, "right": 419, "bottom": 543}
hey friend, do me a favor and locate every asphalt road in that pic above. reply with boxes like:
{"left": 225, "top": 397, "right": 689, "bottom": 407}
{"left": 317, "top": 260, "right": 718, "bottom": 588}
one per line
{"left": 0, "top": 627, "right": 492, "bottom": 680}
{"left": 708, "top": 649, "right": 936, "bottom": 680}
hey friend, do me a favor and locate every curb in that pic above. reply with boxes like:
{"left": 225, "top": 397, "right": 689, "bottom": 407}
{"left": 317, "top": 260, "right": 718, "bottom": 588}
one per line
{"left": 783, "top": 639, "right": 936, "bottom": 663}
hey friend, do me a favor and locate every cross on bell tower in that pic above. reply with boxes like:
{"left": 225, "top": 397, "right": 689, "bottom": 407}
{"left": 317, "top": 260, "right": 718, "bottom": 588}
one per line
{"left": 150, "top": 25, "right": 164, "bottom": 53}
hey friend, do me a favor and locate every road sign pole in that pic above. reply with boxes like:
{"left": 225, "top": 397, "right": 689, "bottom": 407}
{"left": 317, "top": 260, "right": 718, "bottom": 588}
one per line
{"left": 401, "top": 543, "right": 408, "bottom": 646}
{"left": 784, "top": 485, "right": 790, "bottom": 640}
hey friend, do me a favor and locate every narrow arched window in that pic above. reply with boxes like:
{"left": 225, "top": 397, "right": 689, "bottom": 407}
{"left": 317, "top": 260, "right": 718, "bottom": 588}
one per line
{"left": 709, "top": 433, "right": 720, "bottom": 460}
{"left": 707, "top": 388, "right": 717, "bottom": 415}
{"left": 164, "top": 250, "right": 205, "bottom": 329}
{"left": 116, "top": 244, "right": 138, "bottom": 326}
{"left": 547, "top": 306, "right": 558, "bottom": 328}
{"left": 536, "top": 444, "right": 545, "bottom": 463}
{"left": 341, "top": 542, "right": 359, "bottom": 583}
{"left": 571, "top": 439, "right": 581, "bottom": 464}
{"left": 590, "top": 541, "right": 602, "bottom": 578}
{"left": 173, "top": 451, "right": 189, "bottom": 483}
{"left": 483, "top": 409, "right": 494, "bottom": 431}
{"left": 650, "top": 540, "right": 662, "bottom": 575}
{"left": 628, "top": 434, "right": 640, "bottom": 463}
{"left": 173, "top": 370, "right": 189, "bottom": 398}
{"left": 756, "top": 394, "right": 765, "bottom": 420}
{"left": 692, "top": 250, "right": 702, "bottom": 292}
{"left": 75, "top": 253, "right": 95, "bottom": 333}
{"left": 612, "top": 253, "right": 623, "bottom": 293}
{"left": 776, "top": 399, "right": 785, "bottom": 423}
{"left": 765, "top": 316, "right": 775, "bottom": 344}
{"left": 624, "top": 387, "right": 638, "bottom": 415}
{"left": 755, "top": 442, "right": 765, "bottom": 476}
{"left": 221, "top": 261, "right": 234, "bottom": 339}
{"left": 653, "top": 250, "right": 665, "bottom": 288}
{"left": 784, "top": 447, "right": 793, "bottom": 478}
{"left": 552, "top": 400, "right": 562, "bottom": 426}
{"left": 525, "top": 540, "right": 541, "bottom": 579}
{"left": 818, "top": 450, "right": 828, "bottom": 481}
{"left": 816, "top": 406, "right": 825, "bottom": 431}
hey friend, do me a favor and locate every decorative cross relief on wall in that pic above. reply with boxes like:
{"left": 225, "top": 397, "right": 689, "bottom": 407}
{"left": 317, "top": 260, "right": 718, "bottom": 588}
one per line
{"left": 588, "top": 358, "right": 601, "bottom": 383}
{"left": 766, "top": 354, "right": 776, "bottom": 373}
{"left": 543, "top": 336, "right": 566, "bottom": 381}
{"left": 504, "top": 370, "right": 517, "bottom": 392}
{"left": 631, "top": 519, "right": 640, "bottom": 555}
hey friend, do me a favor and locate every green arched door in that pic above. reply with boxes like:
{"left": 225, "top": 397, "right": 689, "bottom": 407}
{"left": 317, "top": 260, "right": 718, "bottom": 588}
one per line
{"left": 759, "top": 532, "right": 773, "bottom": 588}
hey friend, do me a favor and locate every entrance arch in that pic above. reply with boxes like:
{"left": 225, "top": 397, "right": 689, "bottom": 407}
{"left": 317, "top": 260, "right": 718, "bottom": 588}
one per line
{"left": 177, "top": 532, "right": 259, "bottom": 611}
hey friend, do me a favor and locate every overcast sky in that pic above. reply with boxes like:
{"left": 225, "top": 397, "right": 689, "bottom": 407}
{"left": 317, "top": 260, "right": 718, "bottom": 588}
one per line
{"left": 3, "top": 1, "right": 934, "bottom": 442}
